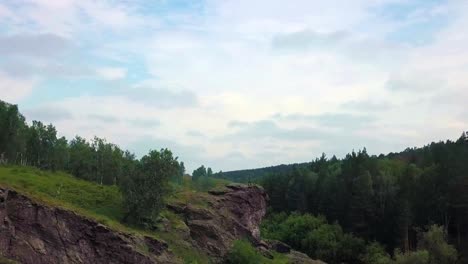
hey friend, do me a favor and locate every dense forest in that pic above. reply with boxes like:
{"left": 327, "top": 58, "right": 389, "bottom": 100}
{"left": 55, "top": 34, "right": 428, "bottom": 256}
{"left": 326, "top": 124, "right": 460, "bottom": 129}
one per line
{"left": 213, "top": 133, "right": 468, "bottom": 263}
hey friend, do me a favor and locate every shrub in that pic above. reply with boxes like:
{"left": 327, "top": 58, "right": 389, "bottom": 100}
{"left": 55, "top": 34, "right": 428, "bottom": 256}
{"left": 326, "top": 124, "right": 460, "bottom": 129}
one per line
{"left": 418, "top": 225, "right": 457, "bottom": 264}
{"left": 227, "top": 240, "right": 263, "bottom": 264}
{"left": 394, "top": 249, "right": 429, "bottom": 264}
{"left": 361, "top": 242, "right": 392, "bottom": 264}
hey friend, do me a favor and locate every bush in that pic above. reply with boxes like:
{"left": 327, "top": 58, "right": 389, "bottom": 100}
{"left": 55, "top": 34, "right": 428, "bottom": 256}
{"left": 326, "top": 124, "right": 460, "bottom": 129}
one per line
{"left": 227, "top": 240, "right": 263, "bottom": 264}
{"left": 261, "top": 212, "right": 365, "bottom": 264}
{"left": 418, "top": 225, "right": 457, "bottom": 264}
{"left": 394, "top": 249, "right": 429, "bottom": 264}
{"left": 361, "top": 242, "right": 392, "bottom": 264}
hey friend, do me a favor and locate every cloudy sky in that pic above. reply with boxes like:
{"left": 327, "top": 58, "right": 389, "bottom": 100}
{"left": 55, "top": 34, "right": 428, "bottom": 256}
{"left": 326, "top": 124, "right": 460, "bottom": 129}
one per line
{"left": 1, "top": 0, "right": 467, "bottom": 172}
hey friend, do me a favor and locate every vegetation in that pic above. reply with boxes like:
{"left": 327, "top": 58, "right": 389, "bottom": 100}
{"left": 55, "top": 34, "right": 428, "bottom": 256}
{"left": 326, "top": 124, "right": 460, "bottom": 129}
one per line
{"left": 226, "top": 240, "right": 288, "bottom": 264}
{"left": 1, "top": 99, "right": 466, "bottom": 263}
{"left": 0, "top": 166, "right": 124, "bottom": 223}
{"left": 261, "top": 212, "right": 366, "bottom": 263}
{"left": 261, "top": 213, "right": 459, "bottom": 264}
{"left": 254, "top": 136, "right": 467, "bottom": 263}
{"left": 0, "top": 100, "right": 185, "bottom": 227}
{"left": 0, "top": 166, "right": 215, "bottom": 263}
{"left": 120, "top": 149, "right": 180, "bottom": 226}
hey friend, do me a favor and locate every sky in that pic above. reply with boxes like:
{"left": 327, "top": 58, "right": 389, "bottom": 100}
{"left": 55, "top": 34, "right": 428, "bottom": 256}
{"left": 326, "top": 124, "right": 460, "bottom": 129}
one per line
{"left": 1, "top": 0, "right": 467, "bottom": 172}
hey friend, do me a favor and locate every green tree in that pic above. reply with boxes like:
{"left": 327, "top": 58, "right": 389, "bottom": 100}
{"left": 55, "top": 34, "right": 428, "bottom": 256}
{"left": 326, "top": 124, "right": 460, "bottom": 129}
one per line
{"left": 418, "top": 225, "right": 457, "bottom": 264}
{"left": 68, "top": 136, "right": 94, "bottom": 181}
{"left": 121, "top": 149, "right": 179, "bottom": 226}
{"left": 192, "top": 165, "right": 207, "bottom": 181}
{"left": 51, "top": 136, "right": 69, "bottom": 171}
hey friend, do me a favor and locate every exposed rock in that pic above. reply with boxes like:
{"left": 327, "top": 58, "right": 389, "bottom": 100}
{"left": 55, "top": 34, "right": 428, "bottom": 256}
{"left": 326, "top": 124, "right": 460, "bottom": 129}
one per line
{"left": 0, "top": 184, "right": 324, "bottom": 264}
{"left": 168, "top": 183, "right": 268, "bottom": 261}
{"left": 287, "top": 251, "right": 327, "bottom": 264}
{"left": 265, "top": 239, "right": 291, "bottom": 253}
{"left": 0, "top": 188, "right": 177, "bottom": 264}
{"left": 168, "top": 183, "right": 324, "bottom": 263}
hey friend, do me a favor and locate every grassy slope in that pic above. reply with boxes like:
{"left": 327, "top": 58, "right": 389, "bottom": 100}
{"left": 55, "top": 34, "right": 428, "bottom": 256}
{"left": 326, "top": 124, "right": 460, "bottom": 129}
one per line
{"left": 0, "top": 166, "right": 287, "bottom": 264}
{"left": 0, "top": 166, "right": 208, "bottom": 263}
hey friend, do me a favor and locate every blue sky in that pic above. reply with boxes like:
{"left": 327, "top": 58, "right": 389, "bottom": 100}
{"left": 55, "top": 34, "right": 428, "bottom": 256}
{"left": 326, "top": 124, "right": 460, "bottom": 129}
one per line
{"left": 1, "top": 0, "right": 467, "bottom": 172}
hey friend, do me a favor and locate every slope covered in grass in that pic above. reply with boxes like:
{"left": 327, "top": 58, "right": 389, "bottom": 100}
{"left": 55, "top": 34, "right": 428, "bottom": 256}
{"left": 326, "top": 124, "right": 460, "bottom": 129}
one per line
{"left": 0, "top": 166, "right": 295, "bottom": 264}
{"left": 0, "top": 166, "right": 205, "bottom": 262}
{"left": 0, "top": 166, "right": 124, "bottom": 223}
{"left": 0, "top": 166, "right": 230, "bottom": 263}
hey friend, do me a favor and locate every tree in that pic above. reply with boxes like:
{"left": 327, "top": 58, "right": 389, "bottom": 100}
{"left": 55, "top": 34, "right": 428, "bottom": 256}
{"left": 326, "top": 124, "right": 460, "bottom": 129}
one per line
{"left": 51, "top": 136, "right": 69, "bottom": 171}
{"left": 121, "top": 149, "right": 179, "bottom": 226}
{"left": 0, "top": 101, "right": 27, "bottom": 164}
{"left": 207, "top": 167, "right": 213, "bottom": 177}
{"left": 192, "top": 165, "right": 207, "bottom": 181}
{"left": 172, "top": 161, "right": 185, "bottom": 184}
{"left": 418, "top": 225, "right": 457, "bottom": 264}
{"left": 68, "top": 136, "right": 94, "bottom": 181}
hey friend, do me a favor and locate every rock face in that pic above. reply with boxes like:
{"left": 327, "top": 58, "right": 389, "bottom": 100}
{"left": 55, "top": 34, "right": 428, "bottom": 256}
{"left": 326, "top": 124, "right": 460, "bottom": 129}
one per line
{"left": 0, "top": 188, "right": 175, "bottom": 264}
{"left": 167, "top": 183, "right": 324, "bottom": 263}
{"left": 0, "top": 184, "right": 323, "bottom": 264}
{"left": 167, "top": 183, "right": 268, "bottom": 261}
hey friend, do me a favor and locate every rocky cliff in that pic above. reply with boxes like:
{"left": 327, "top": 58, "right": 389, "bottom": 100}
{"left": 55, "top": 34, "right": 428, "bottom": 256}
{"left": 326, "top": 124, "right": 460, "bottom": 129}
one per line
{"left": 167, "top": 183, "right": 268, "bottom": 260}
{"left": 0, "top": 188, "right": 175, "bottom": 264}
{"left": 165, "top": 183, "right": 324, "bottom": 263}
{"left": 0, "top": 184, "right": 322, "bottom": 264}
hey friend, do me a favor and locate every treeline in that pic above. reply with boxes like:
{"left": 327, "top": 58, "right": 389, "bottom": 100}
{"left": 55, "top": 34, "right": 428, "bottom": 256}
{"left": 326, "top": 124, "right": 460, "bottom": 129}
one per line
{"left": 0, "top": 100, "right": 185, "bottom": 225}
{"left": 258, "top": 135, "right": 468, "bottom": 261}
{"left": 214, "top": 162, "right": 310, "bottom": 182}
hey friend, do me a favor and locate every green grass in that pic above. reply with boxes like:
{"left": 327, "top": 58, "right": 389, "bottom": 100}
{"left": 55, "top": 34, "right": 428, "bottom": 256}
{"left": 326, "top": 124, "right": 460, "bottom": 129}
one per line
{"left": 0, "top": 165, "right": 219, "bottom": 263}
{"left": 0, "top": 166, "right": 125, "bottom": 227}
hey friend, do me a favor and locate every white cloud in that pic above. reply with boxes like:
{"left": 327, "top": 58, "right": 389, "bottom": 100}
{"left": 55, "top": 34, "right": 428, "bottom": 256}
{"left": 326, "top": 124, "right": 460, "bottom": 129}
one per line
{"left": 3, "top": 0, "right": 468, "bottom": 171}
{"left": 0, "top": 72, "right": 37, "bottom": 103}
{"left": 96, "top": 67, "right": 127, "bottom": 80}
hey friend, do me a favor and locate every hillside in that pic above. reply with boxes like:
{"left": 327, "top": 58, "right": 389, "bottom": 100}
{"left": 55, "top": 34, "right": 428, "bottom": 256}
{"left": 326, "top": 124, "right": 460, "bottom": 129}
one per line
{"left": 0, "top": 166, "right": 321, "bottom": 264}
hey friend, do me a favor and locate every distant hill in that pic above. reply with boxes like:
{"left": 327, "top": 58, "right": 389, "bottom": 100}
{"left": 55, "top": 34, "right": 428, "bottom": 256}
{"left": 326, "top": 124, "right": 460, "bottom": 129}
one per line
{"left": 217, "top": 133, "right": 468, "bottom": 183}
{"left": 216, "top": 162, "right": 312, "bottom": 183}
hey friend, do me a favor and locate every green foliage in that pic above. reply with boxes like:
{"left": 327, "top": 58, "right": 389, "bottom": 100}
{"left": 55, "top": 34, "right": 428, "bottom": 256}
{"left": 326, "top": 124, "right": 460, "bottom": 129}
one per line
{"left": 393, "top": 249, "right": 429, "bottom": 264}
{"left": 227, "top": 239, "right": 263, "bottom": 264}
{"left": 255, "top": 139, "right": 468, "bottom": 259}
{"left": 361, "top": 242, "right": 392, "bottom": 264}
{"left": 192, "top": 165, "right": 207, "bottom": 181}
{"left": 0, "top": 166, "right": 211, "bottom": 263}
{"left": 418, "top": 225, "right": 458, "bottom": 264}
{"left": 226, "top": 240, "right": 288, "bottom": 264}
{"left": 120, "top": 149, "right": 179, "bottom": 226}
{"left": 192, "top": 165, "right": 215, "bottom": 182}
{"left": 261, "top": 212, "right": 366, "bottom": 264}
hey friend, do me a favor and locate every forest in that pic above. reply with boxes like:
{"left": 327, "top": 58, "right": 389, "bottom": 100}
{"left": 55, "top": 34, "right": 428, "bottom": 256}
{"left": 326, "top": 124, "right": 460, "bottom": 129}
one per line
{"left": 214, "top": 133, "right": 468, "bottom": 263}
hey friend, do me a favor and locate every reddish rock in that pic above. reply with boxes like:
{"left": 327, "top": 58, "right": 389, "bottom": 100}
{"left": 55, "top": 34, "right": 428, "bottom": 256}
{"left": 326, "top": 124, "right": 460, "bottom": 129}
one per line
{"left": 0, "top": 188, "right": 175, "bottom": 264}
{"left": 168, "top": 183, "right": 268, "bottom": 261}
